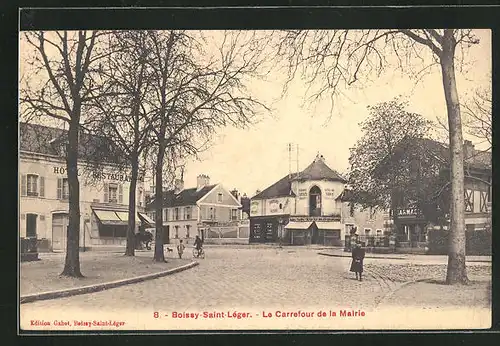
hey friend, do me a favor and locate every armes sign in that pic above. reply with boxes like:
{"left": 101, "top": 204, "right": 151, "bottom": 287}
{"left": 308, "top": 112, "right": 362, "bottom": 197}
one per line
{"left": 53, "top": 166, "right": 144, "bottom": 182}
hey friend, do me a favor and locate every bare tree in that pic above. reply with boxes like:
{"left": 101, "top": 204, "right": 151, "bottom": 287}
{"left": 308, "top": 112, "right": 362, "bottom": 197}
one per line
{"left": 273, "top": 29, "right": 481, "bottom": 284}
{"left": 462, "top": 85, "right": 492, "bottom": 148}
{"left": 88, "top": 31, "right": 155, "bottom": 256}
{"left": 20, "top": 31, "right": 114, "bottom": 277}
{"left": 141, "top": 30, "right": 268, "bottom": 262}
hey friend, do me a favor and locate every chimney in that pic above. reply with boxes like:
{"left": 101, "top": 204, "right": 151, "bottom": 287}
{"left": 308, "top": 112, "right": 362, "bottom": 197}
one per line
{"left": 197, "top": 174, "right": 210, "bottom": 191}
{"left": 255, "top": 189, "right": 261, "bottom": 196}
{"left": 230, "top": 188, "right": 241, "bottom": 201}
{"left": 464, "top": 140, "right": 474, "bottom": 159}
{"left": 174, "top": 178, "right": 184, "bottom": 194}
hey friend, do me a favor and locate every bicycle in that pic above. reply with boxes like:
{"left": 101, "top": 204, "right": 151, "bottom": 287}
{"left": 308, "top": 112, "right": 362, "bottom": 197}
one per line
{"left": 192, "top": 247, "right": 205, "bottom": 259}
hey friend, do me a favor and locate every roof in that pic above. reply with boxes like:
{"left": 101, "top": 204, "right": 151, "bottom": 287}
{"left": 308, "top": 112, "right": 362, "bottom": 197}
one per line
{"left": 19, "top": 122, "right": 125, "bottom": 165}
{"left": 252, "top": 155, "right": 346, "bottom": 200}
{"left": 146, "top": 184, "right": 217, "bottom": 210}
{"left": 252, "top": 173, "right": 298, "bottom": 200}
{"left": 293, "top": 156, "right": 347, "bottom": 183}
{"left": 401, "top": 137, "right": 491, "bottom": 171}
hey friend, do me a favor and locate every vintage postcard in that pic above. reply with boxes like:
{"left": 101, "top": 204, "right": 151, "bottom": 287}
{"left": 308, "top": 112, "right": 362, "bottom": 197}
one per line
{"left": 18, "top": 20, "right": 492, "bottom": 332}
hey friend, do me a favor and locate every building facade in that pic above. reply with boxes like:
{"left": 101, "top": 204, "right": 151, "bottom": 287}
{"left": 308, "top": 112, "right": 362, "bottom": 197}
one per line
{"left": 19, "top": 122, "right": 151, "bottom": 252}
{"left": 249, "top": 154, "right": 385, "bottom": 246}
{"left": 146, "top": 175, "right": 250, "bottom": 245}
{"left": 382, "top": 139, "right": 492, "bottom": 252}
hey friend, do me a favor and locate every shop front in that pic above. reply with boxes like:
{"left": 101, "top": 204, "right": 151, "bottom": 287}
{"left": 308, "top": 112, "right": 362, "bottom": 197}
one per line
{"left": 249, "top": 216, "right": 289, "bottom": 243}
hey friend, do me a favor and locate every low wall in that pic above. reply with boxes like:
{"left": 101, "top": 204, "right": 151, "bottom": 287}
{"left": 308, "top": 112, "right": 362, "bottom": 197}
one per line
{"left": 427, "top": 229, "right": 491, "bottom": 255}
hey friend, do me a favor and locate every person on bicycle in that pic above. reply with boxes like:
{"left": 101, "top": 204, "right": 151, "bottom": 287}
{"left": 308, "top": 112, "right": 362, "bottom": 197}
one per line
{"left": 194, "top": 235, "right": 203, "bottom": 255}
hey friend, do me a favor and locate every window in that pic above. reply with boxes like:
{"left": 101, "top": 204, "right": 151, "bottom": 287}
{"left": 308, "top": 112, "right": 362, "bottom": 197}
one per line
{"left": 210, "top": 207, "right": 216, "bottom": 220}
{"left": 376, "top": 229, "right": 383, "bottom": 235}
{"left": 185, "top": 206, "right": 191, "bottom": 220}
{"left": 186, "top": 225, "right": 190, "bottom": 238}
{"left": 175, "top": 225, "right": 179, "bottom": 238}
{"left": 175, "top": 208, "right": 179, "bottom": 220}
{"left": 57, "top": 178, "right": 69, "bottom": 200}
{"left": 150, "top": 185, "right": 155, "bottom": 194}
{"left": 163, "top": 209, "right": 168, "bottom": 221}
{"left": 109, "top": 185, "right": 118, "bottom": 203}
{"left": 231, "top": 209, "right": 238, "bottom": 220}
{"left": 217, "top": 192, "right": 223, "bottom": 203}
{"left": 139, "top": 190, "right": 143, "bottom": 207}
{"left": 364, "top": 228, "right": 371, "bottom": 235}
{"left": 104, "top": 183, "right": 123, "bottom": 204}
{"left": 150, "top": 212, "right": 156, "bottom": 221}
{"left": 27, "top": 174, "right": 38, "bottom": 196}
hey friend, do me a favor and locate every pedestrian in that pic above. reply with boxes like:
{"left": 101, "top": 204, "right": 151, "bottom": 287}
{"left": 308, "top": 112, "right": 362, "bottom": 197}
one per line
{"left": 350, "top": 242, "right": 366, "bottom": 281}
{"left": 177, "top": 239, "right": 186, "bottom": 259}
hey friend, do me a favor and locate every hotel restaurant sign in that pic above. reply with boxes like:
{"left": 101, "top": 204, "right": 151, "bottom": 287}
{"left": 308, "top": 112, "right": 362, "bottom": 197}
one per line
{"left": 52, "top": 166, "right": 144, "bottom": 182}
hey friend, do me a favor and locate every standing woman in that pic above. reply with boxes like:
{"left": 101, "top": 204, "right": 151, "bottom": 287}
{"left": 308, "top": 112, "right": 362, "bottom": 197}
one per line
{"left": 350, "top": 242, "right": 366, "bottom": 281}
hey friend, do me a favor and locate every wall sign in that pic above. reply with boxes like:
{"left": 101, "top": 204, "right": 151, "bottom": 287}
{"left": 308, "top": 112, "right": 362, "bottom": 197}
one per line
{"left": 53, "top": 166, "right": 144, "bottom": 182}
{"left": 298, "top": 188, "right": 307, "bottom": 199}
{"left": 250, "top": 201, "right": 260, "bottom": 215}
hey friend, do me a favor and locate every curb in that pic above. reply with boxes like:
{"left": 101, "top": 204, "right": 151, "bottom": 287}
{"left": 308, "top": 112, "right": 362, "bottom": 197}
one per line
{"left": 20, "top": 261, "right": 199, "bottom": 304}
{"left": 317, "top": 252, "right": 492, "bottom": 263}
{"left": 318, "top": 252, "right": 406, "bottom": 260}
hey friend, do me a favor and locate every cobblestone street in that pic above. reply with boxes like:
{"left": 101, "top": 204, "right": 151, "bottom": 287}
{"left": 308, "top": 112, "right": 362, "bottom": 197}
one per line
{"left": 20, "top": 247, "right": 491, "bottom": 330}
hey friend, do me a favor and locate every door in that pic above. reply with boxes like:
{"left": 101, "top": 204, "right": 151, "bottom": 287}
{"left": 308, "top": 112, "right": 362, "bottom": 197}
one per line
{"left": 26, "top": 214, "right": 37, "bottom": 238}
{"left": 52, "top": 213, "right": 68, "bottom": 252}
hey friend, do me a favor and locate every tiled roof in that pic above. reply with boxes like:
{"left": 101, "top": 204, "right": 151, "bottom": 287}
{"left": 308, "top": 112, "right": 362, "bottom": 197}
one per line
{"left": 253, "top": 156, "right": 346, "bottom": 200}
{"left": 145, "top": 185, "right": 216, "bottom": 210}
{"left": 406, "top": 137, "right": 491, "bottom": 171}
{"left": 252, "top": 173, "right": 298, "bottom": 200}
{"left": 19, "top": 122, "right": 125, "bottom": 165}
{"left": 293, "top": 157, "right": 347, "bottom": 183}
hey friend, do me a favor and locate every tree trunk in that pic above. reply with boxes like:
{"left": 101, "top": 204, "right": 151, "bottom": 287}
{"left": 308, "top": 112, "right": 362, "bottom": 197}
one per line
{"left": 125, "top": 158, "right": 139, "bottom": 256}
{"left": 61, "top": 116, "right": 83, "bottom": 277}
{"left": 153, "top": 144, "right": 166, "bottom": 262}
{"left": 441, "top": 31, "right": 468, "bottom": 284}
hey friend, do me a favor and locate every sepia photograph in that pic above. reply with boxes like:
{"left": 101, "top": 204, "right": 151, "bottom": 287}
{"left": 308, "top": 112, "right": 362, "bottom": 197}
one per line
{"left": 18, "top": 26, "right": 492, "bottom": 331}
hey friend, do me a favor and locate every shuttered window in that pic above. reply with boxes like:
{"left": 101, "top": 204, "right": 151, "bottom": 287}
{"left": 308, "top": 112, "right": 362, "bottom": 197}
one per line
{"left": 57, "top": 178, "right": 69, "bottom": 200}
{"left": 21, "top": 174, "right": 44, "bottom": 197}
{"left": 104, "top": 183, "right": 123, "bottom": 204}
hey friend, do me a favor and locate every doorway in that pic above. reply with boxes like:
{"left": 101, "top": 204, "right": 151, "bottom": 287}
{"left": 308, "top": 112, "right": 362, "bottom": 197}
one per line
{"left": 26, "top": 214, "right": 37, "bottom": 238}
{"left": 52, "top": 213, "right": 68, "bottom": 251}
{"left": 309, "top": 186, "right": 322, "bottom": 216}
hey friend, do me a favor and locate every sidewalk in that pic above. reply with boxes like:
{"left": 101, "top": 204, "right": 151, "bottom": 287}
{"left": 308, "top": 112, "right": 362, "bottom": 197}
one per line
{"left": 21, "top": 251, "right": 197, "bottom": 303}
{"left": 318, "top": 248, "right": 491, "bottom": 264}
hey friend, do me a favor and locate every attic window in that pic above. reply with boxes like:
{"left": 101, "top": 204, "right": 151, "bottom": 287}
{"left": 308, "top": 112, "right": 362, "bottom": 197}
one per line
{"left": 217, "top": 193, "right": 223, "bottom": 203}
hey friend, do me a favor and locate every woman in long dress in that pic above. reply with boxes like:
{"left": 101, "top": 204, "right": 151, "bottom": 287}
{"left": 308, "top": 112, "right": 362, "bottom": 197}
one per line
{"left": 350, "top": 242, "right": 366, "bottom": 281}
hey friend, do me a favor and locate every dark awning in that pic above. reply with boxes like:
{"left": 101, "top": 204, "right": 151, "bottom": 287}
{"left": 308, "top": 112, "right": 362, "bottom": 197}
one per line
{"left": 138, "top": 212, "right": 155, "bottom": 227}
{"left": 93, "top": 209, "right": 127, "bottom": 226}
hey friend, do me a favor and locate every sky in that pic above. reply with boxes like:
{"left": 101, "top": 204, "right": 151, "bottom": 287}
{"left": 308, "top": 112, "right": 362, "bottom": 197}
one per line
{"left": 19, "top": 30, "right": 492, "bottom": 197}
{"left": 180, "top": 30, "right": 492, "bottom": 197}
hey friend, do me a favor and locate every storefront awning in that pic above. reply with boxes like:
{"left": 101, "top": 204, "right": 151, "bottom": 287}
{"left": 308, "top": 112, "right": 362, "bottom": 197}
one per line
{"left": 315, "top": 222, "right": 343, "bottom": 230}
{"left": 93, "top": 209, "right": 127, "bottom": 226}
{"left": 138, "top": 212, "right": 155, "bottom": 227}
{"left": 285, "top": 221, "right": 313, "bottom": 230}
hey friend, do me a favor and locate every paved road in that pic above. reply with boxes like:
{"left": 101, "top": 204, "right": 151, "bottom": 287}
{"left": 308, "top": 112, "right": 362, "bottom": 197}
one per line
{"left": 21, "top": 247, "right": 492, "bottom": 330}
{"left": 22, "top": 248, "right": 395, "bottom": 312}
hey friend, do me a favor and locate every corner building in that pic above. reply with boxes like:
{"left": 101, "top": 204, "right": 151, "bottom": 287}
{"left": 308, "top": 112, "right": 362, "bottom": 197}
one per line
{"left": 249, "top": 154, "right": 385, "bottom": 245}
{"left": 19, "top": 122, "right": 151, "bottom": 252}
